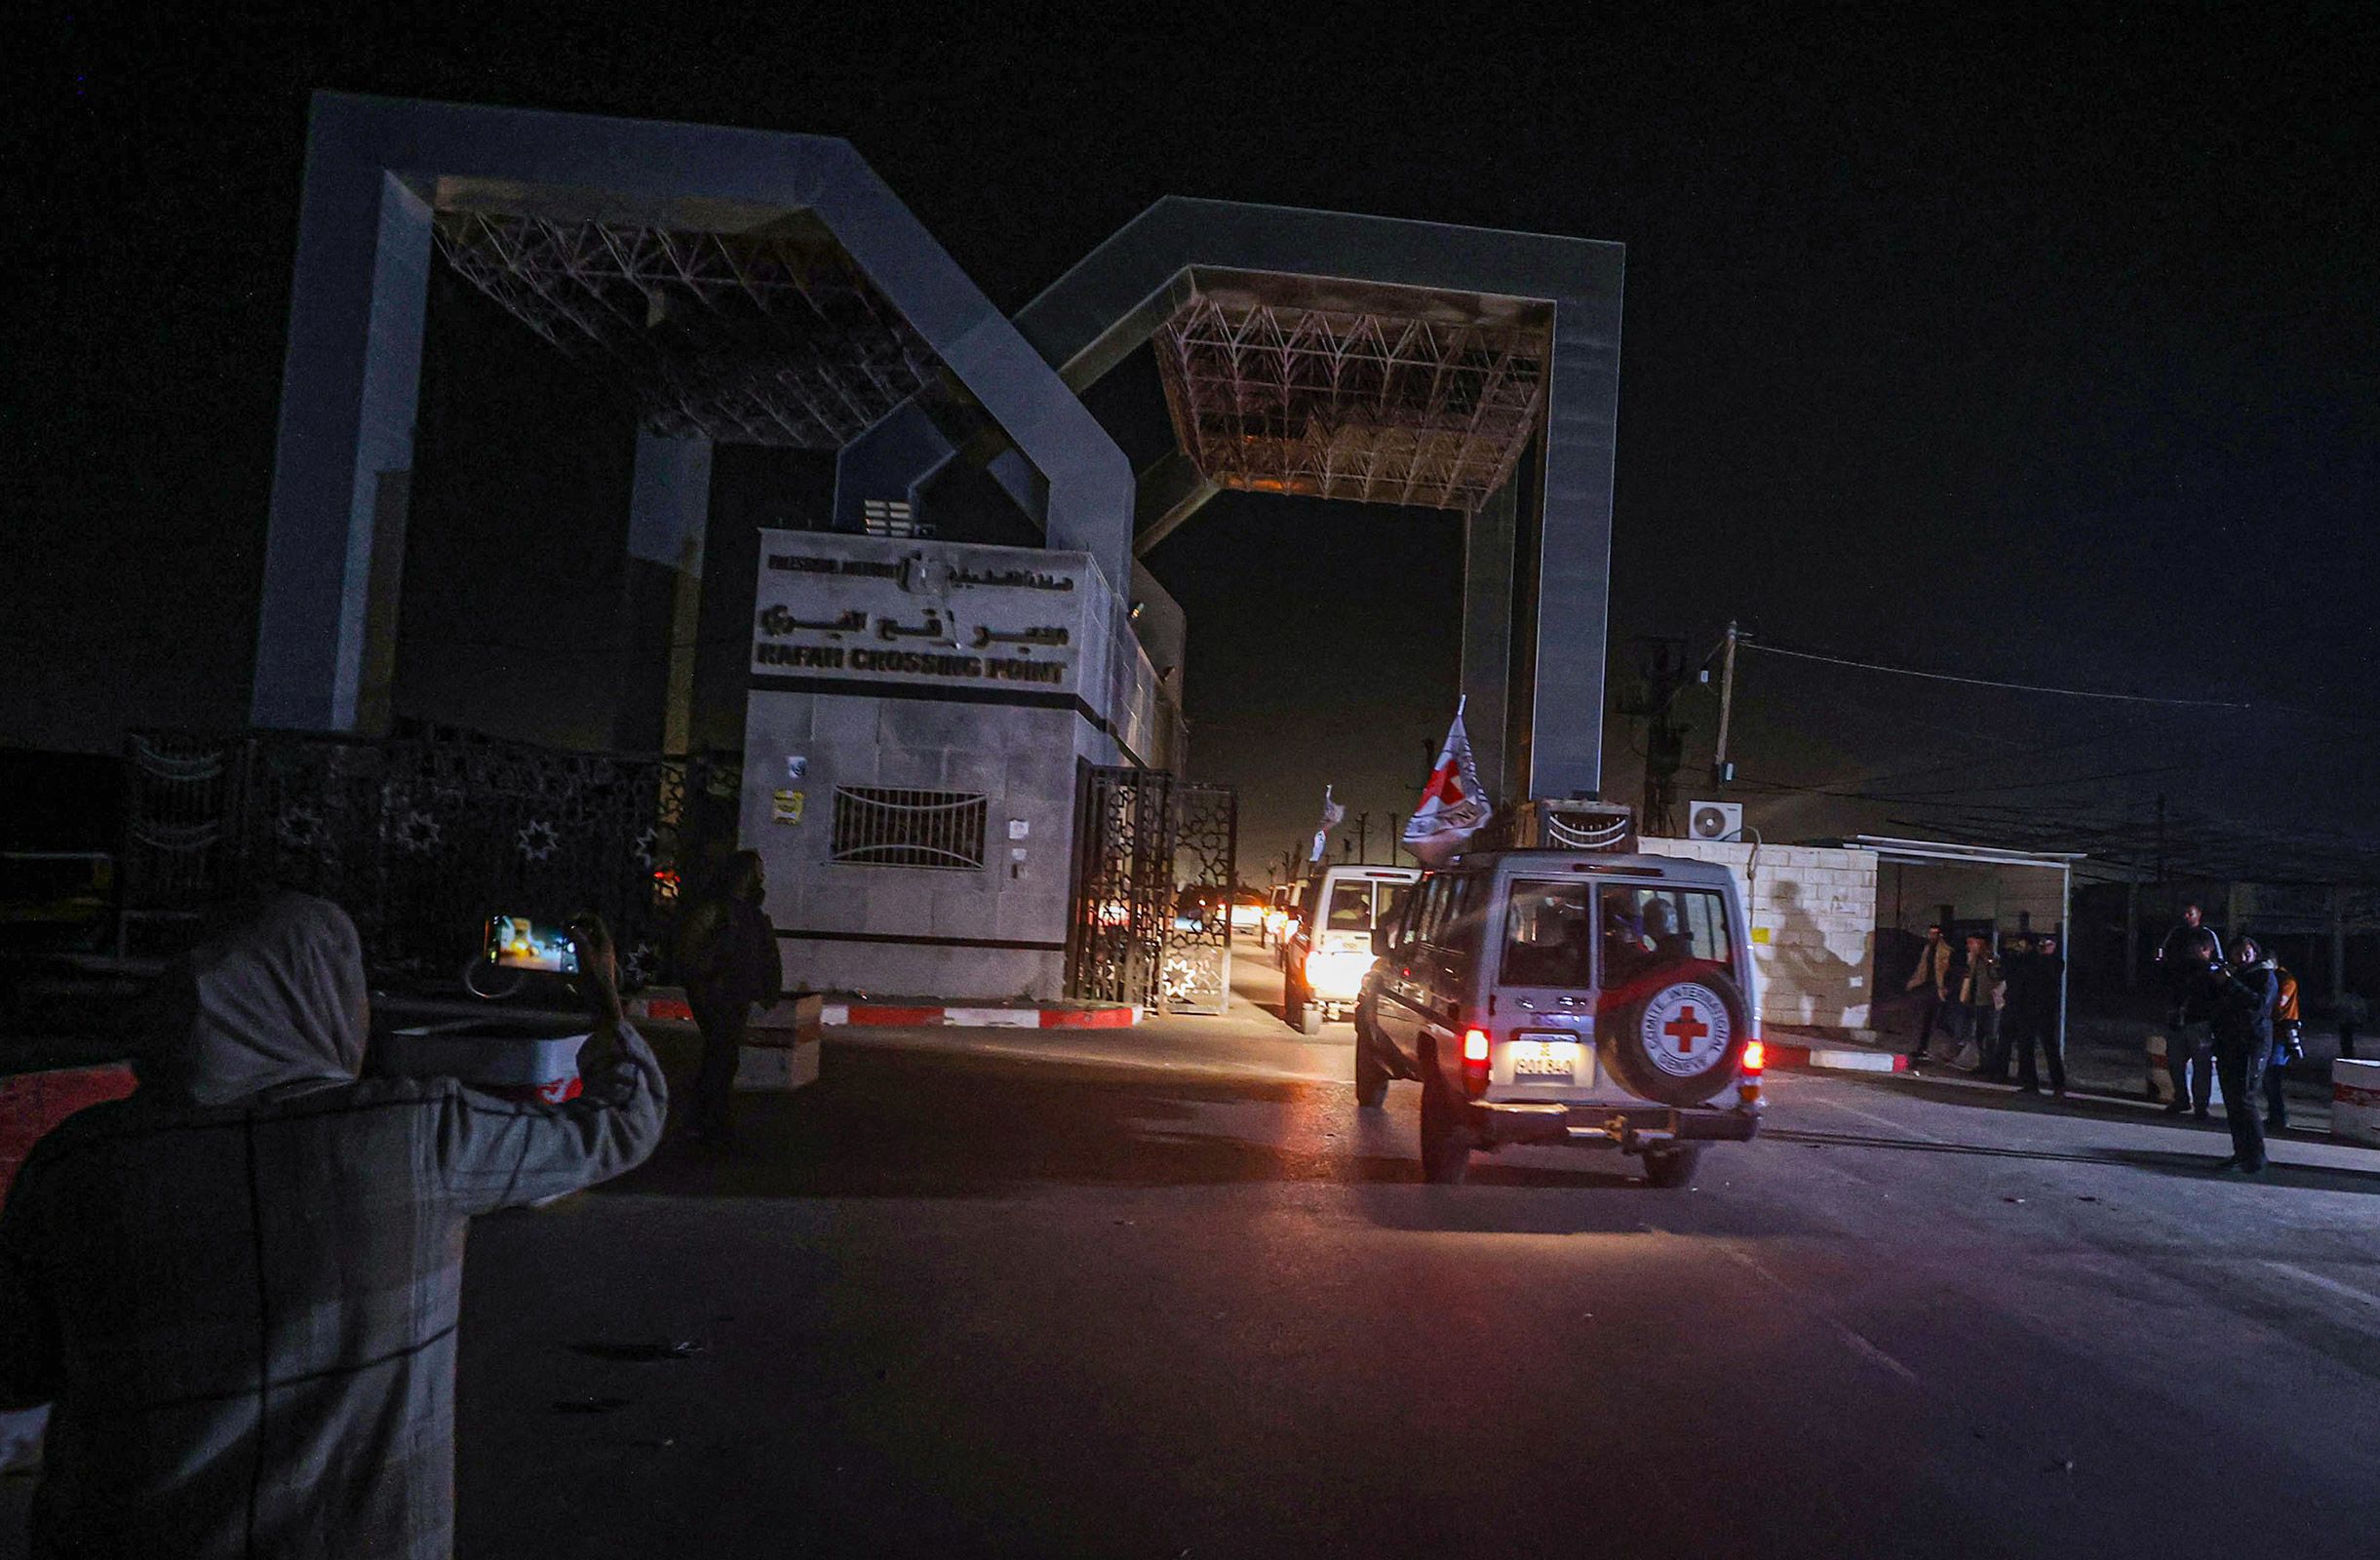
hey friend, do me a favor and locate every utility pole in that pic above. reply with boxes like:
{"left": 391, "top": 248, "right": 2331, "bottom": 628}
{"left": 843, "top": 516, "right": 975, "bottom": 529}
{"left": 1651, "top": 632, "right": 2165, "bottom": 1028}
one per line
{"left": 1710, "top": 620, "right": 1743, "bottom": 792}
{"left": 1354, "top": 811, "right": 1371, "bottom": 864}
{"left": 2155, "top": 793, "right": 2167, "bottom": 884}
{"left": 1622, "top": 637, "right": 1690, "bottom": 836}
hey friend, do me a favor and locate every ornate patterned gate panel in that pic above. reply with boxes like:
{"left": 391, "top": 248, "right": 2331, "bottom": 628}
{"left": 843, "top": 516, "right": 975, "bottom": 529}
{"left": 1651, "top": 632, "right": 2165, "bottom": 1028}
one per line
{"left": 1158, "top": 783, "right": 1237, "bottom": 1015}
{"left": 1067, "top": 765, "right": 1170, "bottom": 1008}
{"left": 1066, "top": 766, "right": 1237, "bottom": 1014}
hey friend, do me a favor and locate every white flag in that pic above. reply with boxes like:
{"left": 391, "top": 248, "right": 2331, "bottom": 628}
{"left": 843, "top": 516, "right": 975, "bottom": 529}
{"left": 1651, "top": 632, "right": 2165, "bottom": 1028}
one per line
{"left": 1310, "top": 785, "right": 1346, "bottom": 862}
{"left": 1402, "top": 700, "right": 1493, "bottom": 868}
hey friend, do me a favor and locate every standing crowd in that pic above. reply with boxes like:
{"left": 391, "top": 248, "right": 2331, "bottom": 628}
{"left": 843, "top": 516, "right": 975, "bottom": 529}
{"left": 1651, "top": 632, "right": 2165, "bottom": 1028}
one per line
{"left": 1902, "top": 922, "right": 2067, "bottom": 1093}
{"left": 1905, "top": 900, "right": 2308, "bottom": 1176}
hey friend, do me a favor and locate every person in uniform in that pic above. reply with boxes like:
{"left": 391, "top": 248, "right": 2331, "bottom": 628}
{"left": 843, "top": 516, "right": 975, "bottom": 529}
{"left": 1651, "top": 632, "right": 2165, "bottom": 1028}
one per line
{"left": 2157, "top": 902, "right": 2222, "bottom": 1115}
{"left": 674, "top": 850, "right": 781, "bottom": 1147}
{"left": 2012, "top": 934, "right": 2067, "bottom": 1096}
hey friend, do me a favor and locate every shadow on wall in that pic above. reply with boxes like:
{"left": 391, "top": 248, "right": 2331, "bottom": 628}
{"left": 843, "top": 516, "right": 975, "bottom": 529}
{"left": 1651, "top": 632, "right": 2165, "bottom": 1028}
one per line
{"left": 1763, "top": 879, "right": 1871, "bottom": 1030}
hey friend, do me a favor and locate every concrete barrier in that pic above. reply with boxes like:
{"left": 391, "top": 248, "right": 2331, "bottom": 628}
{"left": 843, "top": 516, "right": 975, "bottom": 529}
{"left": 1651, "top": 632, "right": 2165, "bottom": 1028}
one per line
{"left": 2332, "top": 1058, "right": 2380, "bottom": 1149}
{"left": 738, "top": 994, "right": 824, "bottom": 1093}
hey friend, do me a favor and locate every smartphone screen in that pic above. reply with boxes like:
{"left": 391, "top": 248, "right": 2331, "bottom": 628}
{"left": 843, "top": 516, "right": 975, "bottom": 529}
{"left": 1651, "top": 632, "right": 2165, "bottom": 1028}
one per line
{"left": 486, "top": 915, "right": 580, "bottom": 975}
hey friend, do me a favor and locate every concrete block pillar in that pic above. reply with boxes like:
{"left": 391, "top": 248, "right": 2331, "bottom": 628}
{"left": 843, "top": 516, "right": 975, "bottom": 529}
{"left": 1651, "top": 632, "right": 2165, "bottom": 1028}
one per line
{"left": 1525, "top": 293, "right": 1622, "bottom": 800}
{"left": 1462, "top": 477, "right": 1517, "bottom": 802}
{"left": 623, "top": 431, "right": 714, "bottom": 754}
{"left": 251, "top": 145, "right": 435, "bottom": 733}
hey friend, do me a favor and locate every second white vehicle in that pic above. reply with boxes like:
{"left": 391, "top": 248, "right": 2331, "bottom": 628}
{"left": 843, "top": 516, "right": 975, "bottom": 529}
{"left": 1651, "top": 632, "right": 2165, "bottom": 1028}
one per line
{"left": 1282, "top": 864, "right": 1419, "bottom": 1035}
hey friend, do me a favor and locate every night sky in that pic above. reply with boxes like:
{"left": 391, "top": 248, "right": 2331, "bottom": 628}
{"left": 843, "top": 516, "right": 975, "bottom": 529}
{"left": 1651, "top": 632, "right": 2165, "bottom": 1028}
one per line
{"left": 11, "top": 7, "right": 2376, "bottom": 872}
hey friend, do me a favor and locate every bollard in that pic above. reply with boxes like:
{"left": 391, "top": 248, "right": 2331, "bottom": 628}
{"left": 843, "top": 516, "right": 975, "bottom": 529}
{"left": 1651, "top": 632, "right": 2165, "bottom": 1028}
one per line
{"left": 2145, "top": 1032, "right": 2173, "bottom": 1103}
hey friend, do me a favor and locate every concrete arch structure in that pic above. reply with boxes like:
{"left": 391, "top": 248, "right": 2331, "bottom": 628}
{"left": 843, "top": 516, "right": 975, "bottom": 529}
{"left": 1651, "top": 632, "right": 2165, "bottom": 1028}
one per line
{"left": 253, "top": 92, "right": 1135, "bottom": 734}
{"left": 837, "top": 197, "right": 1625, "bottom": 802}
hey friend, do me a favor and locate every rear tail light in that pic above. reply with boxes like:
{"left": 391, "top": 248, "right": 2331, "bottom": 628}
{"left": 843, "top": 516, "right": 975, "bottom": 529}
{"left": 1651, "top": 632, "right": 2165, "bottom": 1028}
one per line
{"left": 1742, "top": 1039, "right": 1766, "bottom": 1073}
{"left": 1460, "top": 1027, "right": 1491, "bottom": 1097}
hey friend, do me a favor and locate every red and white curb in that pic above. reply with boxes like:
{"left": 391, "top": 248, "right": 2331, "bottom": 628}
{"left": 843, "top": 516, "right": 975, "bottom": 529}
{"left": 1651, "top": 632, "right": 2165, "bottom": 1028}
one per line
{"left": 1762, "top": 1040, "right": 1909, "bottom": 1073}
{"left": 626, "top": 992, "right": 1137, "bottom": 1030}
{"left": 819, "top": 1002, "right": 1141, "bottom": 1030}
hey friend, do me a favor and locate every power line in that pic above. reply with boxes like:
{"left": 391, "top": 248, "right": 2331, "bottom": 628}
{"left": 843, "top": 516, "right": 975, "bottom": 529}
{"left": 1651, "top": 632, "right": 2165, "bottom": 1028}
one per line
{"left": 1740, "top": 642, "right": 2256, "bottom": 710}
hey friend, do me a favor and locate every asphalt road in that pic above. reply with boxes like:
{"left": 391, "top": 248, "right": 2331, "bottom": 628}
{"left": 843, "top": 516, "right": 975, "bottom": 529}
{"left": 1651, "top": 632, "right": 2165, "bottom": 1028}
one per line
{"left": 11, "top": 946, "right": 2380, "bottom": 1557}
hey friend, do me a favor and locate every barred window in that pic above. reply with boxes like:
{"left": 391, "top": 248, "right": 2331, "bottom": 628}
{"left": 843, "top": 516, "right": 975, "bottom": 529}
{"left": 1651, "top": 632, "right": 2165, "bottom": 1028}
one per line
{"left": 830, "top": 787, "right": 988, "bottom": 870}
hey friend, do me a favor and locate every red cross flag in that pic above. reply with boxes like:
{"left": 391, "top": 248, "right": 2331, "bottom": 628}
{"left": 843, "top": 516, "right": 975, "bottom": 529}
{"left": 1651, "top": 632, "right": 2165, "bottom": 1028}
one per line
{"left": 1402, "top": 698, "right": 1494, "bottom": 868}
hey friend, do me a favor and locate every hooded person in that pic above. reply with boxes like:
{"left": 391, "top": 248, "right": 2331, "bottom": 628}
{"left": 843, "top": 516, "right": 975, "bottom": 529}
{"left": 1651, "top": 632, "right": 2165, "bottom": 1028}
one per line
{"left": 0, "top": 894, "right": 665, "bottom": 1559}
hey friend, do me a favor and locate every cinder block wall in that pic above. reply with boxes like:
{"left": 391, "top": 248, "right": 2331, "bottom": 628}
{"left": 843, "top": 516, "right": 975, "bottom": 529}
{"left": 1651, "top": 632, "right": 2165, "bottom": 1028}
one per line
{"left": 1639, "top": 838, "right": 1881, "bottom": 1034}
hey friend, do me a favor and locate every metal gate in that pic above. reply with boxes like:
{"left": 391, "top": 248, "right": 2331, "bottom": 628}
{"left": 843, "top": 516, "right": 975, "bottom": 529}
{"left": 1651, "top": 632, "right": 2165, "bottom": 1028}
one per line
{"left": 1160, "top": 783, "right": 1238, "bottom": 1014}
{"left": 1065, "top": 765, "right": 1237, "bottom": 1014}
{"left": 121, "top": 726, "right": 740, "bottom": 985}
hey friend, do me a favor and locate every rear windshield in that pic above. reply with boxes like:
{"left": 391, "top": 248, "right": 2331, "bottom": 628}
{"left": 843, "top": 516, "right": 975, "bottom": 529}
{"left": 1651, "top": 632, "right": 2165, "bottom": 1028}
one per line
{"left": 1601, "top": 885, "right": 1736, "bottom": 988}
{"left": 1501, "top": 881, "right": 1593, "bottom": 987}
{"left": 1498, "top": 880, "right": 1736, "bottom": 991}
{"left": 1323, "top": 878, "right": 1414, "bottom": 932}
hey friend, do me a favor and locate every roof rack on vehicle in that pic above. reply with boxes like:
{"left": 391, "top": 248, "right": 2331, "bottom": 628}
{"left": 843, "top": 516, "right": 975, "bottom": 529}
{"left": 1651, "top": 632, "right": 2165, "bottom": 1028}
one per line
{"left": 1478, "top": 799, "right": 1635, "bottom": 853}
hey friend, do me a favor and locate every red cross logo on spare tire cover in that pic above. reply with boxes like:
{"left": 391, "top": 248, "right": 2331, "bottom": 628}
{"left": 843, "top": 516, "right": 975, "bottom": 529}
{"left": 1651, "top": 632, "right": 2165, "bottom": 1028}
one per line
{"left": 1639, "top": 982, "right": 1733, "bottom": 1076}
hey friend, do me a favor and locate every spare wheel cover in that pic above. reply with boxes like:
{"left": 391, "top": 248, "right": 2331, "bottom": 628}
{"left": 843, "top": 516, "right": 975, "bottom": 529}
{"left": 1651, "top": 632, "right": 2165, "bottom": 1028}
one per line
{"left": 1637, "top": 980, "right": 1736, "bottom": 1079}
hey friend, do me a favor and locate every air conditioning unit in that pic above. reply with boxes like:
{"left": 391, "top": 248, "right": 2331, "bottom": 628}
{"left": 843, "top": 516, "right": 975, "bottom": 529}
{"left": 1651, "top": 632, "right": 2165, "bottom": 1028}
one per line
{"left": 1688, "top": 800, "right": 1743, "bottom": 841}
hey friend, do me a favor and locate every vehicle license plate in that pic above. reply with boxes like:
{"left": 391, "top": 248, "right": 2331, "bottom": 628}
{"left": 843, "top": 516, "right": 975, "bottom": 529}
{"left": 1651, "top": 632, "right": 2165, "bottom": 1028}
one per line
{"left": 1509, "top": 1037, "right": 1581, "bottom": 1081}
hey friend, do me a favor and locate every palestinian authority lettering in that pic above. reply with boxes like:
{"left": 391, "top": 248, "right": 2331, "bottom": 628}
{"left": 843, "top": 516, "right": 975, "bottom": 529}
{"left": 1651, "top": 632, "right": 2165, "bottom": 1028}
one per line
{"left": 754, "top": 642, "right": 1067, "bottom": 685}
{"left": 764, "top": 553, "right": 907, "bottom": 581}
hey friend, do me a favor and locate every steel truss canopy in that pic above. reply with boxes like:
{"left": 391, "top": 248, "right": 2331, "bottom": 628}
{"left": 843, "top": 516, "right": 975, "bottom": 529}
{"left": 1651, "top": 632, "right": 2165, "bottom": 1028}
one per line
{"left": 1151, "top": 271, "right": 1552, "bottom": 512}
{"left": 432, "top": 198, "right": 940, "bottom": 448}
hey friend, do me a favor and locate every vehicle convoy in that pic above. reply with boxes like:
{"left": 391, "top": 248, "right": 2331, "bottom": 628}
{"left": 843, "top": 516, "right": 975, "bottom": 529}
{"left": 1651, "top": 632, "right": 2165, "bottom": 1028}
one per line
{"left": 1261, "top": 886, "right": 1296, "bottom": 950}
{"left": 1283, "top": 864, "right": 1419, "bottom": 1034}
{"left": 1354, "top": 848, "right": 1765, "bottom": 1186}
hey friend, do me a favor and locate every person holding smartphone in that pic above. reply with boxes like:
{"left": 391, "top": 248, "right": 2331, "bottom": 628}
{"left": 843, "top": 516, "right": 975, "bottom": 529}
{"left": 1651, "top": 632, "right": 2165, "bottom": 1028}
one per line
{"left": 0, "top": 894, "right": 665, "bottom": 1558}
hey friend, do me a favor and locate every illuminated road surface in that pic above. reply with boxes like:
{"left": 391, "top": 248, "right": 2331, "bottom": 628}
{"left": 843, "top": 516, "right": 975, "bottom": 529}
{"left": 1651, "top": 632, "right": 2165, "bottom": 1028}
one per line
{"left": 9, "top": 949, "right": 2378, "bottom": 1557}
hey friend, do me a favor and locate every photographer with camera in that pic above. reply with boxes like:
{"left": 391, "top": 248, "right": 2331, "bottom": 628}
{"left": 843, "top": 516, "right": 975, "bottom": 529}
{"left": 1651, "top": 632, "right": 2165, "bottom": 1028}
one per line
{"left": 0, "top": 894, "right": 664, "bottom": 1558}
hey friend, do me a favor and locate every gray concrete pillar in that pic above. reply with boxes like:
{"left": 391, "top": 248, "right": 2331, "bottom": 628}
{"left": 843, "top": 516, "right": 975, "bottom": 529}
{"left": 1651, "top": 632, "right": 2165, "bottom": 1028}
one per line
{"left": 623, "top": 431, "right": 713, "bottom": 753}
{"left": 1461, "top": 478, "right": 1517, "bottom": 801}
{"left": 1526, "top": 294, "right": 1623, "bottom": 800}
{"left": 251, "top": 146, "right": 435, "bottom": 733}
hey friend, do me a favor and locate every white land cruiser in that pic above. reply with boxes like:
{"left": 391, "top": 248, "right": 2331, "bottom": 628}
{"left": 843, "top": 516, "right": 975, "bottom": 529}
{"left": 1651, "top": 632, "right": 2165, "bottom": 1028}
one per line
{"left": 1283, "top": 864, "right": 1421, "bottom": 1035}
{"left": 1355, "top": 849, "right": 1765, "bottom": 1186}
